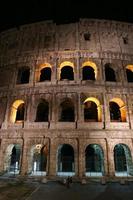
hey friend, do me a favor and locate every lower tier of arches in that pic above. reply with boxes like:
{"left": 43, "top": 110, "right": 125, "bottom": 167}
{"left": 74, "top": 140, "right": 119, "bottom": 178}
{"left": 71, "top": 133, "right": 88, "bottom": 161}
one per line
{"left": 0, "top": 136, "right": 133, "bottom": 180}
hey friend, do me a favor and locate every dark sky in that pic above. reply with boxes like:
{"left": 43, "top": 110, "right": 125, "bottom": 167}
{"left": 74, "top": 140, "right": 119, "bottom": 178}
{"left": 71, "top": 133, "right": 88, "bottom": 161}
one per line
{"left": 0, "top": 0, "right": 133, "bottom": 32}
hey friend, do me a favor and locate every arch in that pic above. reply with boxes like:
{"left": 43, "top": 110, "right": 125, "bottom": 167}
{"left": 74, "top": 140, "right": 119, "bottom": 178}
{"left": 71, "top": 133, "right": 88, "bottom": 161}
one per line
{"left": 126, "top": 65, "right": 133, "bottom": 82}
{"left": 10, "top": 100, "right": 25, "bottom": 123}
{"left": 28, "top": 144, "right": 48, "bottom": 175}
{"left": 109, "top": 98, "right": 126, "bottom": 122}
{"left": 59, "top": 61, "right": 74, "bottom": 80}
{"left": 82, "top": 61, "right": 97, "bottom": 80}
{"left": 36, "top": 63, "right": 52, "bottom": 82}
{"left": 4, "top": 144, "right": 21, "bottom": 174}
{"left": 57, "top": 144, "right": 75, "bottom": 176}
{"left": 84, "top": 97, "right": 102, "bottom": 122}
{"left": 35, "top": 99, "right": 49, "bottom": 122}
{"left": 114, "top": 144, "right": 133, "bottom": 176}
{"left": 59, "top": 98, "right": 75, "bottom": 122}
{"left": 85, "top": 144, "right": 104, "bottom": 176}
{"left": 105, "top": 63, "right": 116, "bottom": 82}
{"left": 16, "top": 66, "right": 30, "bottom": 84}
{"left": 40, "top": 67, "right": 51, "bottom": 81}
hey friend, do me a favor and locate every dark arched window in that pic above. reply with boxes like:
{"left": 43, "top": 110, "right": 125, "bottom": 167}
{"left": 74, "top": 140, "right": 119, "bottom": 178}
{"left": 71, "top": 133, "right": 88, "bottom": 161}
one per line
{"left": 60, "top": 99, "right": 75, "bottom": 122}
{"left": 105, "top": 64, "right": 116, "bottom": 82}
{"left": 84, "top": 101, "right": 98, "bottom": 122}
{"left": 16, "top": 103, "right": 25, "bottom": 121}
{"left": 35, "top": 101, "right": 49, "bottom": 122}
{"left": 58, "top": 144, "right": 74, "bottom": 172}
{"left": 82, "top": 66, "right": 95, "bottom": 80}
{"left": 60, "top": 66, "right": 74, "bottom": 80}
{"left": 126, "top": 69, "right": 133, "bottom": 82}
{"left": 85, "top": 144, "right": 104, "bottom": 174}
{"left": 40, "top": 67, "right": 51, "bottom": 82}
{"left": 109, "top": 102, "right": 121, "bottom": 121}
{"left": 17, "top": 67, "right": 30, "bottom": 84}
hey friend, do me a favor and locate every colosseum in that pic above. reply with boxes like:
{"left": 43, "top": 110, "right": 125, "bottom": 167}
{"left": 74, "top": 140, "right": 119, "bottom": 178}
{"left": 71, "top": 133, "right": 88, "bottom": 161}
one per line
{"left": 0, "top": 18, "right": 133, "bottom": 182}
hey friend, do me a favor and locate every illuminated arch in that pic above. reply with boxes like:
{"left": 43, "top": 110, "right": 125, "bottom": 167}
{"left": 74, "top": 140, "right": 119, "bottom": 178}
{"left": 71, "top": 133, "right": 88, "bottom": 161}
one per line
{"left": 36, "top": 63, "right": 52, "bottom": 82}
{"left": 126, "top": 65, "right": 133, "bottom": 82}
{"left": 59, "top": 61, "right": 74, "bottom": 80}
{"left": 82, "top": 61, "right": 97, "bottom": 80}
{"left": 109, "top": 98, "right": 126, "bottom": 122}
{"left": 10, "top": 100, "right": 25, "bottom": 123}
{"left": 126, "top": 65, "right": 133, "bottom": 72}
{"left": 84, "top": 97, "right": 102, "bottom": 122}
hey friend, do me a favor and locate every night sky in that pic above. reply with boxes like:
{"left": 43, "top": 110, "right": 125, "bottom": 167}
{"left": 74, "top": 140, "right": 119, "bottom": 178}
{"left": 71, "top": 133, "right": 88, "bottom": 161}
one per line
{"left": 0, "top": 0, "right": 133, "bottom": 32}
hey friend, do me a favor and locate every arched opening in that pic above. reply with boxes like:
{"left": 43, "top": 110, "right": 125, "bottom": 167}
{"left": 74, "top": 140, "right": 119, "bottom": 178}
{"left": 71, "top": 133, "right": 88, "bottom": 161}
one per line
{"left": 109, "top": 102, "right": 121, "bottom": 121}
{"left": 57, "top": 144, "right": 75, "bottom": 176}
{"left": 60, "top": 66, "right": 74, "bottom": 80}
{"left": 85, "top": 144, "right": 104, "bottom": 176}
{"left": 84, "top": 97, "right": 102, "bottom": 122}
{"left": 40, "top": 67, "right": 51, "bottom": 81}
{"left": 16, "top": 103, "right": 25, "bottom": 122}
{"left": 10, "top": 100, "right": 25, "bottom": 123}
{"left": 105, "top": 64, "right": 116, "bottom": 82}
{"left": 84, "top": 101, "right": 98, "bottom": 122}
{"left": 109, "top": 98, "right": 126, "bottom": 122}
{"left": 82, "top": 66, "right": 95, "bottom": 80}
{"left": 29, "top": 144, "right": 48, "bottom": 176}
{"left": 82, "top": 61, "right": 97, "bottom": 80}
{"left": 35, "top": 100, "right": 49, "bottom": 122}
{"left": 114, "top": 144, "right": 133, "bottom": 176}
{"left": 126, "top": 69, "right": 133, "bottom": 82}
{"left": 16, "top": 67, "right": 30, "bottom": 84}
{"left": 59, "top": 99, "right": 75, "bottom": 122}
{"left": 4, "top": 144, "right": 21, "bottom": 174}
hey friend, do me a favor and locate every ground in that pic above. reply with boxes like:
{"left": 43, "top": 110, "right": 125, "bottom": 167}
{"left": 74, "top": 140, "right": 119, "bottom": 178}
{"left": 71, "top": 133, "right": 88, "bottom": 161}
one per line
{"left": 0, "top": 178, "right": 133, "bottom": 200}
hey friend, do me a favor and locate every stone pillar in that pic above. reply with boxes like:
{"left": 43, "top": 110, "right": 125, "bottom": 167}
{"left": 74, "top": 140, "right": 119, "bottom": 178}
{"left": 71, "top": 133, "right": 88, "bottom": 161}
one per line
{"left": 106, "top": 139, "right": 115, "bottom": 177}
{"left": 78, "top": 140, "right": 85, "bottom": 178}
{"left": 48, "top": 139, "right": 57, "bottom": 177}
{"left": 77, "top": 93, "right": 84, "bottom": 122}
{"left": 29, "top": 64, "right": 35, "bottom": 86}
{"left": 20, "top": 139, "right": 28, "bottom": 176}
{"left": 0, "top": 139, "right": 4, "bottom": 172}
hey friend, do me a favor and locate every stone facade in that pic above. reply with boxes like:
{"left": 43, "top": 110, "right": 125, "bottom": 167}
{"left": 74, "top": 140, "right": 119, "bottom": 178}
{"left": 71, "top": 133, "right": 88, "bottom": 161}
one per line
{"left": 0, "top": 18, "right": 133, "bottom": 181}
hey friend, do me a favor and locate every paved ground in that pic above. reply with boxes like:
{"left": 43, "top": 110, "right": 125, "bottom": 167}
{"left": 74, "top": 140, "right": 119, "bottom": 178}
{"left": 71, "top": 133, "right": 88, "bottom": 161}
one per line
{"left": 26, "top": 181, "right": 133, "bottom": 200}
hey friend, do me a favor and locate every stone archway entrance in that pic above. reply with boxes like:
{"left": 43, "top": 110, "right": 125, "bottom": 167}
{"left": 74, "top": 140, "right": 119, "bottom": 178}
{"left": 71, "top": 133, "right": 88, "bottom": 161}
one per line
{"left": 57, "top": 144, "right": 75, "bottom": 176}
{"left": 4, "top": 144, "right": 21, "bottom": 174}
{"left": 114, "top": 144, "right": 133, "bottom": 176}
{"left": 29, "top": 144, "right": 48, "bottom": 176}
{"left": 85, "top": 144, "right": 104, "bottom": 177}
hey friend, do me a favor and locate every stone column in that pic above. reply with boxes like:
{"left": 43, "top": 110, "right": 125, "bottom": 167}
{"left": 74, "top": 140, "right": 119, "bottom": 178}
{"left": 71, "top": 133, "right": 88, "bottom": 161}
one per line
{"left": 20, "top": 138, "right": 28, "bottom": 176}
{"left": 77, "top": 93, "right": 84, "bottom": 122}
{"left": 78, "top": 140, "right": 85, "bottom": 178}
{"left": 0, "top": 139, "right": 4, "bottom": 172}
{"left": 48, "top": 139, "right": 57, "bottom": 177}
{"left": 106, "top": 139, "right": 115, "bottom": 177}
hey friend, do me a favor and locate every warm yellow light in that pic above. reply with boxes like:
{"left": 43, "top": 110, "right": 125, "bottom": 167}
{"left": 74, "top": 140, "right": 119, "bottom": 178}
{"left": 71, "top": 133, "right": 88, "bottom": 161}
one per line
{"left": 59, "top": 61, "right": 74, "bottom": 80}
{"left": 82, "top": 61, "right": 97, "bottom": 79}
{"left": 110, "top": 98, "right": 125, "bottom": 108}
{"left": 84, "top": 97, "right": 102, "bottom": 122}
{"left": 126, "top": 65, "right": 133, "bottom": 72}
{"left": 110, "top": 98, "right": 126, "bottom": 122}
{"left": 39, "top": 63, "right": 52, "bottom": 70}
{"left": 60, "top": 61, "right": 74, "bottom": 69}
{"left": 10, "top": 100, "right": 24, "bottom": 123}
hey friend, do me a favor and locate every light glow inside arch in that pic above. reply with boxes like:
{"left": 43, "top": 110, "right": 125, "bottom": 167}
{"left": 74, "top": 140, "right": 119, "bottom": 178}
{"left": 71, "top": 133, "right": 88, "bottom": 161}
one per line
{"left": 59, "top": 61, "right": 74, "bottom": 80}
{"left": 126, "top": 65, "right": 133, "bottom": 72}
{"left": 84, "top": 97, "right": 102, "bottom": 122}
{"left": 110, "top": 98, "right": 126, "bottom": 122}
{"left": 10, "top": 100, "right": 24, "bottom": 123}
{"left": 82, "top": 61, "right": 97, "bottom": 79}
